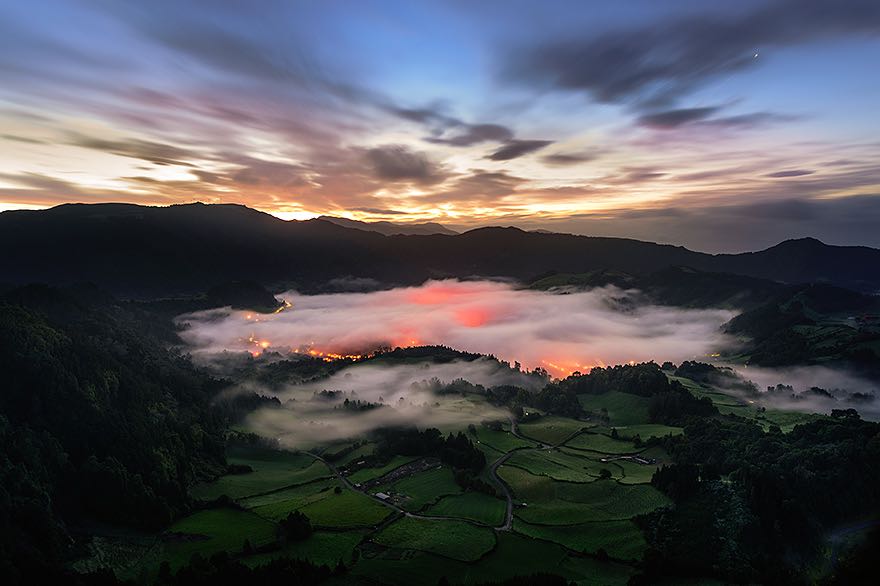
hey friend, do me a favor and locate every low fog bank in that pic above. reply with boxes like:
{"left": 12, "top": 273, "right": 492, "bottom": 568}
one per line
{"left": 728, "top": 364, "right": 880, "bottom": 420}
{"left": 178, "top": 279, "right": 738, "bottom": 375}
{"left": 230, "top": 360, "right": 520, "bottom": 448}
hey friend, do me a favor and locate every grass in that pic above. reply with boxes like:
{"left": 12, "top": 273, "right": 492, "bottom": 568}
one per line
{"left": 517, "top": 416, "right": 590, "bottom": 445}
{"left": 346, "top": 455, "right": 415, "bottom": 484}
{"left": 424, "top": 492, "right": 507, "bottom": 525}
{"left": 577, "top": 391, "right": 652, "bottom": 426}
{"left": 326, "top": 442, "right": 376, "bottom": 466}
{"left": 613, "top": 424, "right": 683, "bottom": 440}
{"left": 498, "top": 465, "right": 558, "bottom": 503}
{"left": 514, "top": 518, "right": 648, "bottom": 561}
{"left": 515, "top": 478, "right": 671, "bottom": 524}
{"left": 162, "top": 508, "right": 277, "bottom": 569}
{"left": 564, "top": 431, "right": 640, "bottom": 454}
{"left": 613, "top": 457, "right": 662, "bottom": 485}
{"left": 354, "top": 531, "right": 634, "bottom": 586}
{"left": 473, "top": 427, "right": 537, "bottom": 452}
{"left": 372, "top": 517, "right": 496, "bottom": 562}
{"left": 242, "top": 479, "right": 338, "bottom": 521}
{"left": 506, "top": 448, "right": 617, "bottom": 482}
{"left": 242, "top": 530, "right": 365, "bottom": 568}
{"left": 191, "top": 447, "right": 330, "bottom": 500}
{"left": 296, "top": 489, "right": 391, "bottom": 528}
{"left": 389, "top": 465, "right": 461, "bottom": 511}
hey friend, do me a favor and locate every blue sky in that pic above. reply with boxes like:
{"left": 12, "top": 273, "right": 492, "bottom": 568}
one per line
{"left": 1, "top": 0, "right": 880, "bottom": 251}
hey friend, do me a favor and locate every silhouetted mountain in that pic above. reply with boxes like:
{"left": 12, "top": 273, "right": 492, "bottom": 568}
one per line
{"left": 317, "top": 215, "right": 458, "bottom": 236}
{"left": 2, "top": 203, "right": 879, "bottom": 297}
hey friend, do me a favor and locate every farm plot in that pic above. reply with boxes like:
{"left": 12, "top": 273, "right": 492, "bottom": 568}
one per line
{"left": 241, "top": 478, "right": 338, "bottom": 521}
{"left": 347, "top": 455, "right": 416, "bottom": 484}
{"left": 564, "top": 431, "right": 640, "bottom": 454}
{"left": 514, "top": 518, "right": 648, "bottom": 561}
{"left": 506, "top": 448, "right": 619, "bottom": 482}
{"left": 424, "top": 492, "right": 506, "bottom": 525}
{"left": 577, "top": 391, "right": 651, "bottom": 426}
{"left": 515, "top": 477, "right": 670, "bottom": 524}
{"left": 385, "top": 465, "right": 461, "bottom": 511}
{"left": 161, "top": 508, "right": 277, "bottom": 570}
{"left": 371, "top": 517, "right": 496, "bottom": 562}
{"left": 297, "top": 489, "right": 391, "bottom": 528}
{"left": 517, "top": 416, "right": 590, "bottom": 445}
{"left": 242, "top": 530, "right": 366, "bottom": 568}
{"left": 474, "top": 427, "right": 537, "bottom": 452}
{"left": 191, "top": 447, "right": 330, "bottom": 500}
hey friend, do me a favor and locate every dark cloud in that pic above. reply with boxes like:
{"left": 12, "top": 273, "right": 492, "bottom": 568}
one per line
{"left": 1, "top": 134, "right": 46, "bottom": 144}
{"left": 638, "top": 107, "right": 798, "bottom": 131}
{"left": 427, "top": 123, "right": 514, "bottom": 147}
{"left": 766, "top": 169, "right": 816, "bottom": 178}
{"left": 508, "top": 0, "right": 880, "bottom": 110}
{"left": 616, "top": 167, "right": 667, "bottom": 183}
{"left": 638, "top": 107, "right": 721, "bottom": 129}
{"left": 352, "top": 207, "right": 407, "bottom": 215}
{"left": 66, "top": 132, "right": 201, "bottom": 167}
{"left": 365, "top": 145, "right": 446, "bottom": 184}
{"left": 701, "top": 112, "right": 798, "bottom": 129}
{"left": 486, "top": 139, "right": 552, "bottom": 161}
{"left": 541, "top": 150, "right": 603, "bottom": 166}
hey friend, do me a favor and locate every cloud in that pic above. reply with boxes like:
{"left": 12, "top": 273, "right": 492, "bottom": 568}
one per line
{"left": 766, "top": 169, "right": 816, "bottom": 178}
{"left": 541, "top": 151, "right": 602, "bottom": 166}
{"left": 507, "top": 0, "right": 880, "bottom": 109}
{"left": 177, "top": 279, "right": 737, "bottom": 376}
{"left": 66, "top": 132, "right": 202, "bottom": 167}
{"left": 365, "top": 145, "right": 447, "bottom": 184}
{"left": 427, "top": 123, "right": 514, "bottom": 147}
{"left": 723, "top": 364, "right": 880, "bottom": 420}
{"left": 235, "top": 359, "right": 525, "bottom": 448}
{"left": 637, "top": 107, "right": 721, "bottom": 129}
{"left": 486, "top": 139, "right": 553, "bottom": 161}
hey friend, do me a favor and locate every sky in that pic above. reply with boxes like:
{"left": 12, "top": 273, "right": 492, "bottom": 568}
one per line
{"left": 2, "top": 0, "right": 880, "bottom": 252}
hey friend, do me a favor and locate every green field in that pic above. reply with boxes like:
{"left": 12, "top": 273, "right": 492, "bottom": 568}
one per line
{"left": 506, "top": 448, "right": 617, "bottom": 482}
{"left": 242, "top": 529, "right": 366, "bottom": 568}
{"left": 613, "top": 423, "right": 683, "bottom": 440}
{"left": 511, "top": 475, "right": 670, "bottom": 524}
{"left": 474, "top": 427, "right": 537, "bottom": 452}
{"left": 191, "top": 447, "right": 331, "bottom": 500}
{"left": 297, "top": 489, "right": 391, "bottom": 528}
{"left": 162, "top": 508, "right": 277, "bottom": 569}
{"left": 372, "top": 516, "right": 496, "bottom": 562}
{"left": 517, "top": 416, "right": 590, "bottom": 444}
{"left": 355, "top": 531, "right": 633, "bottom": 586}
{"left": 347, "top": 455, "right": 416, "bottom": 484}
{"left": 386, "top": 465, "right": 462, "bottom": 511}
{"left": 564, "top": 431, "right": 640, "bottom": 454}
{"left": 242, "top": 478, "right": 338, "bottom": 520}
{"left": 514, "top": 518, "right": 648, "bottom": 561}
{"left": 424, "top": 492, "right": 506, "bottom": 525}
{"left": 578, "top": 391, "right": 652, "bottom": 426}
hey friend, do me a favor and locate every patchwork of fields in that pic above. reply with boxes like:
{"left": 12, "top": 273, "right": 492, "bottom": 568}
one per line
{"left": 109, "top": 374, "right": 760, "bottom": 584}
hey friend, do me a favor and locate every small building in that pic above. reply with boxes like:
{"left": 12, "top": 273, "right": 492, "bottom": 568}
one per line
{"left": 375, "top": 492, "right": 391, "bottom": 500}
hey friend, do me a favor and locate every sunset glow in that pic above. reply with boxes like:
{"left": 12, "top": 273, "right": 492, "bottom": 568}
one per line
{"left": 2, "top": 1, "right": 880, "bottom": 251}
{"left": 180, "top": 280, "right": 737, "bottom": 373}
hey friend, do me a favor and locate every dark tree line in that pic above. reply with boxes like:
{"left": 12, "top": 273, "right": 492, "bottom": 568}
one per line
{"left": 637, "top": 413, "right": 880, "bottom": 584}
{"left": 374, "top": 427, "right": 486, "bottom": 474}
{"left": 0, "top": 285, "right": 229, "bottom": 583}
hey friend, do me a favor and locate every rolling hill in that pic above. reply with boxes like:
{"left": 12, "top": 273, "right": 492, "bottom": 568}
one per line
{"left": 2, "top": 202, "right": 879, "bottom": 297}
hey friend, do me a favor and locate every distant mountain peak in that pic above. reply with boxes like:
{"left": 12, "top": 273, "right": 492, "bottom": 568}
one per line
{"left": 318, "top": 215, "right": 457, "bottom": 236}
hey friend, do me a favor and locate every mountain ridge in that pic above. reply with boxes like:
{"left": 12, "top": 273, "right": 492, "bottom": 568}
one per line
{"left": 2, "top": 202, "right": 878, "bottom": 296}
